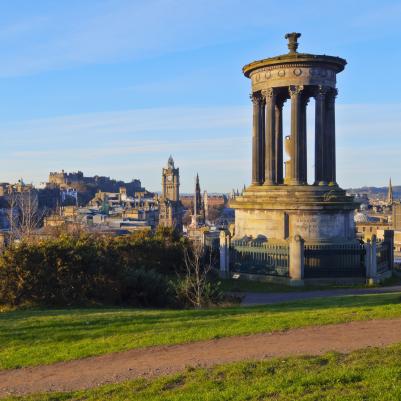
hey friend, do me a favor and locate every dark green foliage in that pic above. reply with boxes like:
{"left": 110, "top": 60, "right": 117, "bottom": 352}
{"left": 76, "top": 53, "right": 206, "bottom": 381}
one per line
{"left": 0, "top": 228, "right": 184, "bottom": 307}
{"left": 121, "top": 268, "right": 175, "bottom": 307}
{"left": 174, "top": 278, "right": 224, "bottom": 308}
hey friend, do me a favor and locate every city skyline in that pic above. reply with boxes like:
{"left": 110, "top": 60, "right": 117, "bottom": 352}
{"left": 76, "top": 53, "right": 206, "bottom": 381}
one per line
{"left": 1, "top": 1, "right": 401, "bottom": 192}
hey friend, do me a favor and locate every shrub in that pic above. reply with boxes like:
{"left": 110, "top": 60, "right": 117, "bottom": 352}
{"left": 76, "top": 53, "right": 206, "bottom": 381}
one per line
{"left": 174, "top": 278, "right": 223, "bottom": 308}
{"left": 120, "top": 267, "right": 175, "bottom": 307}
{"left": 173, "top": 241, "right": 224, "bottom": 308}
{"left": 0, "top": 229, "right": 183, "bottom": 308}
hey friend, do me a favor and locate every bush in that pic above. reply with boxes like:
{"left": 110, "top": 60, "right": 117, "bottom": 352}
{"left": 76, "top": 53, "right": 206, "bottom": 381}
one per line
{"left": 174, "top": 279, "right": 223, "bottom": 308}
{"left": 173, "top": 241, "right": 224, "bottom": 308}
{"left": 120, "top": 268, "right": 175, "bottom": 307}
{"left": 0, "top": 229, "right": 184, "bottom": 308}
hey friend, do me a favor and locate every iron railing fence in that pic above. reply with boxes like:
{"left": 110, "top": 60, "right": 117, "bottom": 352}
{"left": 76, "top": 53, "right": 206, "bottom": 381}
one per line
{"left": 304, "top": 243, "right": 366, "bottom": 278}
{"left": 376, "top": 240, "right": 391, "bottom": 274}
{"left": 230, "top": 240, "right": 289, "bottom": 277}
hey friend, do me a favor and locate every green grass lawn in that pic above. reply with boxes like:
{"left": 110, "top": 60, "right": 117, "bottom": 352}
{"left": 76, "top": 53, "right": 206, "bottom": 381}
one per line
{"left": 6, "top": 344, "right": 401, "bottom": 401}
{"left": 2, "top": 292, "right": 401, "bottom": 371}
{"left": 219, "top": 274, "right": 401, "bottom": 293}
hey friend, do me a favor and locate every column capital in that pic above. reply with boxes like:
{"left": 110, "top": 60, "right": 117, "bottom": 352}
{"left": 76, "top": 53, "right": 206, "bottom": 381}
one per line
{"left": 326, "top": 88, "right": 338, "bottom": 109}
{"left": 249, "top": 93, "right": 260, "bottom": 104}
{"left": 289, "top": 85, "right": 304, "bottom": 97}
{"left": 261, "top": 88, "right": 276, "bottom": 101}
{"left": 315, "top": 85, "right": 330, "bottom": 99}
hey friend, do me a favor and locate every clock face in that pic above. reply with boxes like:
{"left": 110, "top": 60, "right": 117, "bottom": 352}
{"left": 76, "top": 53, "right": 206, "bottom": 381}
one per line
{"left": 167, "top": 175, "right": 173, "bottom": 182}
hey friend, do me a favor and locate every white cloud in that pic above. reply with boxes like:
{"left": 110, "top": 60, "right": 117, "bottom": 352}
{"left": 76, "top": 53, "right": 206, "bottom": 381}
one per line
{"left": 1, "top": 103, "right": 401, "bottom": 191}
{"left": 0, "top": 105, "right": 251, "bottom": 191}
{"left": 0, "top": 106, "right": 249, "bottom": 140}
{"left": 0, "top": 0, "right": 266, "bottom": 76}
{"left": 0, "top": 0, "right": 385, "bottom": 77}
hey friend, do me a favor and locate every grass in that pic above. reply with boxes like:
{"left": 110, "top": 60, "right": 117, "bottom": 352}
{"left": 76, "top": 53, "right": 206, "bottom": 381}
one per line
{"left": 6, "top": 344, "right": 401, "bottom": 400}
{"left": 2, "top": 292, "right": 401, "bottom": 370}
{"left": 219, "top": 278, "right": 308, "bottom": 293}
{"left": 219, "top": 274, "right": 401, "bottom": 293}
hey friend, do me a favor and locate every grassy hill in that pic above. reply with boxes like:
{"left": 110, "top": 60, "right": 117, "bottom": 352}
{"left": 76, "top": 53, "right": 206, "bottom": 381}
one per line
{"left": 2, "top": 292, "right": 401, "bottom": 371}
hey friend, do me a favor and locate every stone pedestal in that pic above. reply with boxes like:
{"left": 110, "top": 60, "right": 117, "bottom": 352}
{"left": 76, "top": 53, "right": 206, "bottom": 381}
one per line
{"left": 289, "top": 235, "right": 304, "bottom": 285}
{"left": 219, "top": 230, "right": 231, "bottom": 278}
{"left": 231, "top": 185, "right": 356, "bottom": 244}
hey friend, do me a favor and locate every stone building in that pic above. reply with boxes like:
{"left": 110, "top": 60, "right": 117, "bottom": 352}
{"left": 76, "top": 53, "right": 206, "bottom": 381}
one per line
{"left": 47, "top": 170, "right": 144, "bottom": 206}
{"left": 230, "top": 32, "right": 357, "bottom": 245}
{"left": 203, "top": 190, "right": 209, "bottom": 221}
{"left": 158, "top": 156, "right": 183, "bottom": 231}
{"left": 48, "top": 170, "right": 85, "bottom": 186}
{"left": 393, "top": 202, "right": 401, "bottom": 231}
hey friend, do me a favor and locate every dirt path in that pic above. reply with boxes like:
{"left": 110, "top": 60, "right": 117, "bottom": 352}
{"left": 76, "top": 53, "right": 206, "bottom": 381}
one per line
{"left": 2, "top": 318, "right": 401, "bottom": 398}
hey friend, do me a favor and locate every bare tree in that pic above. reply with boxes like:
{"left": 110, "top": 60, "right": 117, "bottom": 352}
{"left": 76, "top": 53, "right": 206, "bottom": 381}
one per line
{"left": 180, "top": 240, "right": 214, "bottom": 308}
{"left": 7, "top": 190, "right": 46, "bottom": 242}
{"left": 7, "top": 192, "right": 19, "bottom": 242}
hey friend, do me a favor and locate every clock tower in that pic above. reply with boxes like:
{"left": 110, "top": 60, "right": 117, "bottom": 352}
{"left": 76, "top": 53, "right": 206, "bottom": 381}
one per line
{"left": 162, "top": 155, "right": 180, "bottom": 201}
{"left": 159, "top": 156, "right": 183, "bottom": 230}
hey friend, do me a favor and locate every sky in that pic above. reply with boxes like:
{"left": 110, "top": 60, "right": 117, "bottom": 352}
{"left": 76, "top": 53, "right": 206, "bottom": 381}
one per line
{"left": 0, "top": 0, "right": 400, "bottom": 193}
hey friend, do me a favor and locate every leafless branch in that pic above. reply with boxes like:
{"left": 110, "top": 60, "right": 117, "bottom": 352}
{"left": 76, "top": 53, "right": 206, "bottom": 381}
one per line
{"left": 181, "top": 240, "right": 212, "bottom": 308}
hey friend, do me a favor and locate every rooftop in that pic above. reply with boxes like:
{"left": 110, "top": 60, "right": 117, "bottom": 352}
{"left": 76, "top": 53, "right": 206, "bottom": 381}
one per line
{"left": 243, "top": 32, "right": 346, "bottom": 77}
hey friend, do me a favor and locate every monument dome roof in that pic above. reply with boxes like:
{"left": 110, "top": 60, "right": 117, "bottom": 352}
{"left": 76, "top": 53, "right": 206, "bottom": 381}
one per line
{"left": 243, "top": 32, "right": 346, "bottom": 77}
{"left": 354, "top": 212, "right": 369, "bottom": 223}
{"left": 354, "top": 212, "right": 380, "bottom": 223}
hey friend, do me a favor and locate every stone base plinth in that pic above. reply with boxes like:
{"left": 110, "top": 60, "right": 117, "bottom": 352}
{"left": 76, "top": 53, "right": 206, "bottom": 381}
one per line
{"left": 230, "top": 184, "right": 357, "bottom": 243}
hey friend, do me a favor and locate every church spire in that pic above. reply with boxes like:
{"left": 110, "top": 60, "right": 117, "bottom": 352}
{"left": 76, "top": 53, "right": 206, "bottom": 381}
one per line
{"left": 167, "top": 155, "right": 174, "bottom": 169}
{"left": 387, "top": 177, "right": 393, "bottom": 205}
{"left": 194, "top": 173, "right": 202, "bottom": 215}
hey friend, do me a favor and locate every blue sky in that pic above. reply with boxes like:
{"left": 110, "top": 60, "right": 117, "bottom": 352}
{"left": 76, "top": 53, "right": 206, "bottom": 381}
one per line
{"left": 0, "top": 0, "right": 400, "bottom": 192}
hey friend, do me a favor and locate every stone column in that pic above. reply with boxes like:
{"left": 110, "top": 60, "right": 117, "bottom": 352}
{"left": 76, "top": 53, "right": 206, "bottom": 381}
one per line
{"left": 288, "top": 85, "right": 304, "bottom": 185}
{"left": 263, "top": 88, "right": 276, "bottom": 185}
{"left": 289, "top": 235, "right": 304, "bottom": 285}
{"left": 300, "top": 96, "right": 309, "bottom": 184}
{"left": 219, "top": 229, "right": 231, "bottom": 278}
{"left": 364, "top": 239, "right": 372, "bottom": 279}
{"left": 275, "top": 99, "right": 284, "bottom": 184}
{"left": 259, "top": 95, "right": 266, "bottom": 184}
{"left": 371, "top": 234, "right": 378, "bottom": 279}
{"left": 251, "top": 93, "right": 262, "bottom": 185}
{"left": 314, "top": 85, "right": 328, "bottom": 185}
{"left": 326, "top": 88, "right": 338, "bottom": 185}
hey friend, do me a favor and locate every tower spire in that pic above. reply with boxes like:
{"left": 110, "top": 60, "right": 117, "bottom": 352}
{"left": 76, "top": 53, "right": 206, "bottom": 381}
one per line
{"left": 387, "top": 177, "right": 393, "bottom": 205}
{"left": 194, "top": 173, "right": 201, "bottom": 215}
{"left": 167, "top": 155, "right": 174, "bottom": 169}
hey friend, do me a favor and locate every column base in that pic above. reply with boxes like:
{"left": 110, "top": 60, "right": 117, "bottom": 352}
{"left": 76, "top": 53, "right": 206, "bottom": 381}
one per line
{"left": 289, "top": 279, "right": 304, "bottom": 287}
{"left": 288, "top": 179, "right": 307, "bottom": 186}
{"left": 263, "top": 179, "right": 275, "bottom": 186}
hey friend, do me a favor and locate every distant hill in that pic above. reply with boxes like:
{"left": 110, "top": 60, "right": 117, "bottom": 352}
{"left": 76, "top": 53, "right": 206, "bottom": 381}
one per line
{"left": 347, "top": 185, "right": 401, "bottom": 200}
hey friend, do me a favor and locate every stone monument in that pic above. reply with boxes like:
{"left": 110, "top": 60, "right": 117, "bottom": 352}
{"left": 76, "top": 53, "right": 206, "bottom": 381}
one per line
{"left": 230, "top": 33, "right": 357, "bottom": 244}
